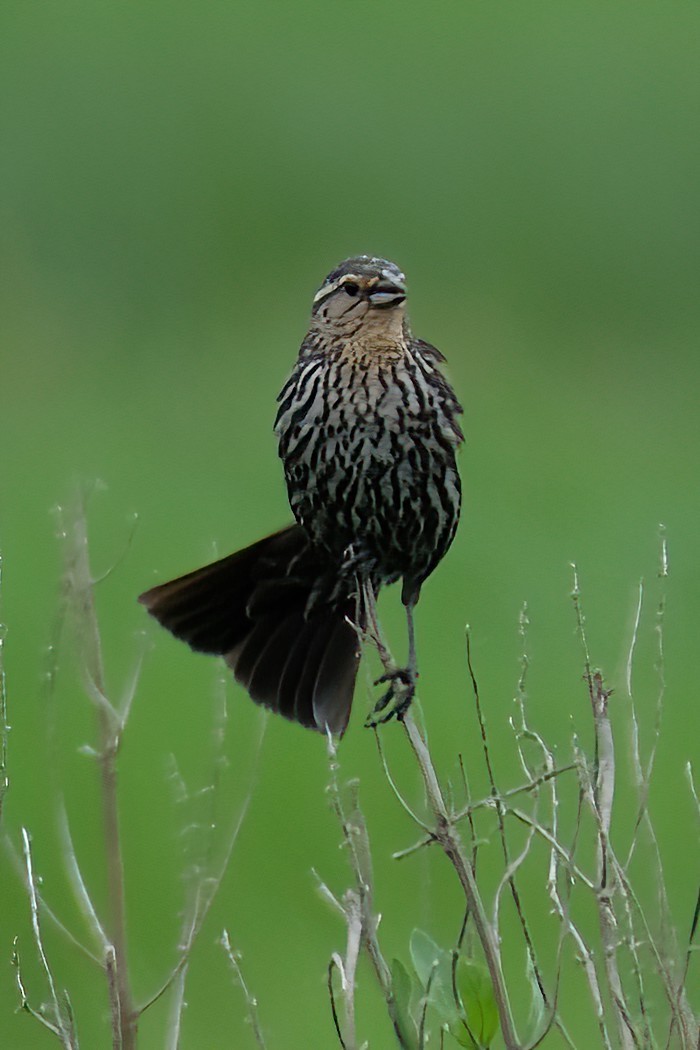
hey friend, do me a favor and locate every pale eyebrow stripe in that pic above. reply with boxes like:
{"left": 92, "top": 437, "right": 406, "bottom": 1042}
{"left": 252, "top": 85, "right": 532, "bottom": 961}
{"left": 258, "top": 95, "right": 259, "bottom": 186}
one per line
{"left": 312, "top": 273, "right": 362, "bottom": 304}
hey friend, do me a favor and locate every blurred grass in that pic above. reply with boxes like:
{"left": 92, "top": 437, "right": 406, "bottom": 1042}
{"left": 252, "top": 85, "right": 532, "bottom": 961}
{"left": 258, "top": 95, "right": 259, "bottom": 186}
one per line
{"left": 1, "top": 1, "right": 699, "bottom": 1046}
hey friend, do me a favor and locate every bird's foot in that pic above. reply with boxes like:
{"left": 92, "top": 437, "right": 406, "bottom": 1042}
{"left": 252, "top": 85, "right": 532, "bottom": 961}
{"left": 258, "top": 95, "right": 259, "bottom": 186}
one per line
{"left": 365, "top": 666, "right": 417, "bottom": 728}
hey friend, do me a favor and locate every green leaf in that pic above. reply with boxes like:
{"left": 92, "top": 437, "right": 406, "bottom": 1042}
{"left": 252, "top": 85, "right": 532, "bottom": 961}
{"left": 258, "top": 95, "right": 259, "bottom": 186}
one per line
{"left": 525, "top": 951, "right": 546, "bottom": 1032}
{"left": 409, "top": 929, "right": 445, "bottom": 991}
{"left": 391, "top": 958, "right": 419, "bottom": 1050}
{"left": 409, "top": 929, "right": 456, "bottom": 1020}
{"left": 449, "top": 959, "right": 499, "bottom": 1049}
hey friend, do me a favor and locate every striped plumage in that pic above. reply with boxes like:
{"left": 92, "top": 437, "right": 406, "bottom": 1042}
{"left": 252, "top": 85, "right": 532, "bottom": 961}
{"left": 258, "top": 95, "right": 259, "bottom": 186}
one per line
{"left": 140, "top": 256, "right": 463, "bottom": 735}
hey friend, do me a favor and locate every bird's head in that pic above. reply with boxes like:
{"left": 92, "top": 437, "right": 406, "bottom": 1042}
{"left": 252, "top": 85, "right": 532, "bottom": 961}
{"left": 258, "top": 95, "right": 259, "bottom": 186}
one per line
{"left": 310, "top": 256, "right": 407, "bottom": 339}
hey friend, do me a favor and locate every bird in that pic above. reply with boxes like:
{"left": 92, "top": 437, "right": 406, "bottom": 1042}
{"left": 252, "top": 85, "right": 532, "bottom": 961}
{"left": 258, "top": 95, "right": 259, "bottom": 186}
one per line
{"left": 139, "top": 256, "right": 463, "bottom": 736}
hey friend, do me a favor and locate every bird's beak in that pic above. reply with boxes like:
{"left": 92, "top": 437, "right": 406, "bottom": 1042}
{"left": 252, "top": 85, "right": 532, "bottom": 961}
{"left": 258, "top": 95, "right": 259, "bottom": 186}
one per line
{"left": 367, "top": 274, "right": 406, "bottom": 308}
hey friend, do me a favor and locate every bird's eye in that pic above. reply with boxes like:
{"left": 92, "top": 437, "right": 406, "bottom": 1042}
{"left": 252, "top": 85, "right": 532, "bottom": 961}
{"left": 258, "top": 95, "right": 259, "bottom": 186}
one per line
{"left": 343, "top": 282, "right": 360, "bottom": 297}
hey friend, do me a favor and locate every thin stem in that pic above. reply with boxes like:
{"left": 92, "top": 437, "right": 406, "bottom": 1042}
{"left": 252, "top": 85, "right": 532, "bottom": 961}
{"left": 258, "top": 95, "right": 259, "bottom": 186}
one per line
{"left": 470, "top": 611, "right": 553, "bottom": 1031}
{"left": 56, "top": 800, "right": 110, "bottom": 954}
{"left": 163, "top": 962, "right": 188, "bottom": 1050}
{"left": 21, "top": 828, "right": 77, "bottom": 1049}
{"left": 325, "top": 733, "right": 410, "bottom": 1048}
{"left": 3, "top": 832, "right": 102, "bottom": 965}
{"left": 401, "top": 712, "right": 520, "bottom": 1048}
{"left": 328, "top": 957, "right": 349, "bottom": 1050}
{"left": 362, "top": 585, "right": 520, "bottom": 1046}
{"left": 0, "top": 553, "right": 8, "bottom": 825}
{"left": 65, "top": 497, "right": 136, "bottom": 1049}
{"left": 221, "top": 930, "right": 268, "bottom": 1049}
{"left": 572, "top": 567, "right": 637, "bottom": 1050}
{"left": 138, "top": 712, "right": 264, "bottom": 1016}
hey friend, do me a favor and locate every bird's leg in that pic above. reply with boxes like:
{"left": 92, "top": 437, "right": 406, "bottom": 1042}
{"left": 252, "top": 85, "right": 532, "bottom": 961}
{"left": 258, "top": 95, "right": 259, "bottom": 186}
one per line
{"left": 366, "top": 597, "right": 418, "bottom": 726}
{"left": 359, "top": 577, "right": 395, "bottom": 666}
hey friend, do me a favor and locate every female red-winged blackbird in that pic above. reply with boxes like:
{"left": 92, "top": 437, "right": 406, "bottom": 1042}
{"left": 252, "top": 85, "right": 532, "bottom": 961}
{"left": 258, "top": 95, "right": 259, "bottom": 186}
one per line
{"left": 140, "top": 256, "right": 463, "bottom": 735}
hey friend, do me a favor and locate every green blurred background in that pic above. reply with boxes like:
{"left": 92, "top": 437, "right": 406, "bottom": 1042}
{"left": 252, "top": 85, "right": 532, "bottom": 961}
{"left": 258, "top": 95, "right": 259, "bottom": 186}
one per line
{"left": 1, "top": 1, "right": 698, "bottom": 1046}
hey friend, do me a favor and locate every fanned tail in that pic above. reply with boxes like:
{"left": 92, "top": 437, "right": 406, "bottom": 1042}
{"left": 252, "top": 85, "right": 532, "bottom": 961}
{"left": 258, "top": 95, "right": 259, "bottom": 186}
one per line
{"left": 139, "top": 525, "right": 361, "bottom": 735}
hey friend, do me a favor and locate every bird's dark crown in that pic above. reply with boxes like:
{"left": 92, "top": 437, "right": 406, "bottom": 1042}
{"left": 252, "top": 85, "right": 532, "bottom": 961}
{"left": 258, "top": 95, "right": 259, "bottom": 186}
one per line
{"left": 322, "top": 256, "right": 405, "bottom": 288}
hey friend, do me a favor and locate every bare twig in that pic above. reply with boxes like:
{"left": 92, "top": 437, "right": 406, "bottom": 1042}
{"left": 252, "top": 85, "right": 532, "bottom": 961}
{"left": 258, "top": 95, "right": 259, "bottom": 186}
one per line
{"left": 221, "top": 929, "right": 268, "bottom": 1049}
{"left": 324, "top": 731, "right": 410, "bottom": 1048}
{"left": 673, "top": 885, "right": 699, "bottom": 1049}
{"left": 607, "top": 847, "right": 693, "bottom": 1046}
{"left": 105, "top": 947, "right": 122, "bottom": 1048}
{"left": 623, "top": 559, "right": 695, "bottom": 1045}
{"left": 163, "top": 963, "right": 188, "bottom": 1050}
{"left": 572, "top": 566, "right": 638, "bottom": 1050}
{"left": 392, "top": 764, "right": 578, "bottom": 868}
{"left": 552, "top": 742, "right": 613, "bottom": 1048}
{"left": 12, "top": 937, "right": 66, "bottom": 1041}
{"left": 17, "top": 829, "right": 79, "bottom": 1049}
{"left": 139, "top": 709, "right": 266, "bottom": 1018}
{"left": 61, "top": 495, "right": 137, "bottom": 1049}
{"left": 0, "top": 554, "right": 8, "bottom": 825}
{"left": 326, "top": 898, "right": 362, "bottom": 1050}
{"left": 508, "top": 807, "right": 594, "bottom": 890}
{"left": 373, "top": 728, "right": 431, "bottom": 832}
{"left": 3, "top": 832, "right": 101, "bottom": 965}
{"left": 453, "top": 764, "right": 577, "bottom": 822}
{"left": 622, "top": 578, "right": 676, "bottom": 1039}
{"left": 56, "top": 799, "right": 110, "bottom": 956}
{"left": 359, "top": 588, "right": 520, "bottom": 1046}
{"left": 400, "top": 711, "right": 520, "bottom": 1047}
{"left": 457, "top": 753, "right": 479, "bottom": 873}
{"left": 469, "top": 613, "right": 560, "bottom": 1041}
{"left": 328, "top": 956, "right": 349, "bottom": 1050}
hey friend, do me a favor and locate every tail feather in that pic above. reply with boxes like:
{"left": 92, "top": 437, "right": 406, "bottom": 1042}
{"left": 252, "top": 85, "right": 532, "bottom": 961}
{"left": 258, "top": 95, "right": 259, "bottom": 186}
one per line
{"left": 312, "top": 617, "right": 361, "bottom": 734}
{"left": 139, "top": 524, "right": 361, "bottom": 735}
{"left": 293, "top": 614, "right": 339, "bottom": 727}
{"left": 274, "top": 614, "right": 321, "bottom": 723}
{"left": 246, "top": 613, "right": 304, "bottom": 705}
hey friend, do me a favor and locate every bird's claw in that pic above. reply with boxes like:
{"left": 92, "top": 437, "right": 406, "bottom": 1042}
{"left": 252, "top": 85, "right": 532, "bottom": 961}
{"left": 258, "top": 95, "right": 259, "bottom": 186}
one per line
{"left": 365, "top": 666, "right": 417, "bottom": 728}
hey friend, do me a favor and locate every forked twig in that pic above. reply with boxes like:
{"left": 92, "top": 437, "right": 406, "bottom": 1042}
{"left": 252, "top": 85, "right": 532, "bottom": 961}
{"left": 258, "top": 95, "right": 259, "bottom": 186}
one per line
{"left": 324, "top": 727, "right": 420, "bottom": 1049}
{"left": 399, "top": 710, "right": 519, "bottom": 1045}
{"left": 15, "top": 829, "right": 79, "bottom": 1049}
{"left": 3, "top": 831, "right": 101, "bottom": 965}
{"left": 140, "top": 709, "right": 266, "bottom": 1020}
{"left": 356, "top": 585, "right": 522, "bottom": 1046}
{"left": 60, "top": 494, "right": 137, "bottom": 1049}
{"left": 573, "top": 566, "right": 638, "bottom": 1050}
